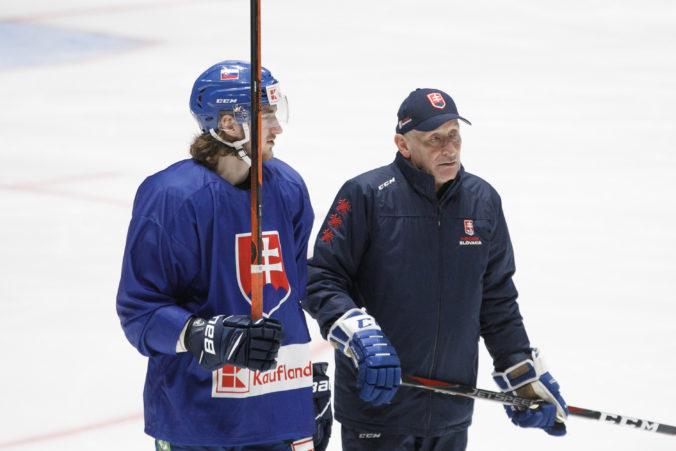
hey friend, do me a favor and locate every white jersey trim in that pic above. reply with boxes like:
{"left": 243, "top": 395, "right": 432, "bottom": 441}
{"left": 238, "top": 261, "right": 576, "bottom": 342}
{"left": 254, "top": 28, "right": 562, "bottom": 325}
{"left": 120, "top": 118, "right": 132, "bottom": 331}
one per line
{"left": 211, "top": 343, "right": 311, "bottom": 398}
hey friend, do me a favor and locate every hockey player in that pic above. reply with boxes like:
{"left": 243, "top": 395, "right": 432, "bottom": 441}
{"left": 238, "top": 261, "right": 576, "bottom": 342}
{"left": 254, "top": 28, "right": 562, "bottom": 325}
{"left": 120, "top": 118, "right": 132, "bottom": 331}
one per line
{"left": 303, "top": 88, "right": 568, "bottom": 450}
{"left": 117, "top": 60, "right": 326, "bottom": 450}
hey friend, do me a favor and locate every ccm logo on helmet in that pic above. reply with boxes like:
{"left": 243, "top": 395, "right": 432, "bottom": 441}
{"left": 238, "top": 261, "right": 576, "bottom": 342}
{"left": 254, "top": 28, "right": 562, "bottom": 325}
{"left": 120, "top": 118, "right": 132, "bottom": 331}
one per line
{"left": 216, "top": 99, "right": 238, "bottom": 104}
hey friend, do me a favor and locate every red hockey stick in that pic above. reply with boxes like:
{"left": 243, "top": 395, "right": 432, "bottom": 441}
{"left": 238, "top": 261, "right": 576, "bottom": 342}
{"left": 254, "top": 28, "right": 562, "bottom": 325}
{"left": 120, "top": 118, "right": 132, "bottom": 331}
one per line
{"left": 249, "top": 0, "right": 263, "bottom": 320}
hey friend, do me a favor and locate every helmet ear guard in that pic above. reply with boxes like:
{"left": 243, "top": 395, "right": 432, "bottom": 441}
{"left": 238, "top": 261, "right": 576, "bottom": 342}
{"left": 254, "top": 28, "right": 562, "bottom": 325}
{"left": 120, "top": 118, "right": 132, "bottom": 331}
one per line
{"left": 214, "top": 106, "right": 250, "bottom": 129}
{"left": 209, "top": 127, "right": 252, "bottom": 166}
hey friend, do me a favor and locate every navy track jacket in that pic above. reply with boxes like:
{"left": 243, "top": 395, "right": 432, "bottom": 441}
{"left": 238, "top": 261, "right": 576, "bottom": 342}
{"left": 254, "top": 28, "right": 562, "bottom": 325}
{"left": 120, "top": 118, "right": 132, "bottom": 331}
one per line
{"left": 303, "top": 153, "right": 532, "bottom": 436}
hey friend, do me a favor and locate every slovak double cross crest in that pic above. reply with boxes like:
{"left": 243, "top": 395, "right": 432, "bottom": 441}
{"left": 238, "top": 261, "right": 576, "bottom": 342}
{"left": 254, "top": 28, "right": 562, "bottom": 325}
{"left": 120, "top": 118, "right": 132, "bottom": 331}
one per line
{"left": 235, "top": 231, "right": 291, "bottom": 316}
{"left": 464, "top": 219, "right": 475, "bottom": 236}
{"left": 427, "top": 92, "right": 446, "bottom": 109}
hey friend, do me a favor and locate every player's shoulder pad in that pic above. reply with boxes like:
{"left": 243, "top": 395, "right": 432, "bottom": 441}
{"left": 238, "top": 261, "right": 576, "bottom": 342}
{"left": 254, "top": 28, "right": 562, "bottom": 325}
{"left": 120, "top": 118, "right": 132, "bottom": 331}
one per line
{"left": 134, "top": 159, "right": 217, "bottom": 221}
{"left": 264, "top": 158, "right": 308, "bottom": 189}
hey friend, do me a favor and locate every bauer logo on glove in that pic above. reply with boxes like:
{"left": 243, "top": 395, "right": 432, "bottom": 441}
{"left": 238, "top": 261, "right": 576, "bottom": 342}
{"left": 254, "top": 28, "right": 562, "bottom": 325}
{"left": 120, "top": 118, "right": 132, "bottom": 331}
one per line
{"left": 186, "top": 314, "right": 285, "bottom": 372}
{"left": 312, "top": 362, "right": 333, "bottom": 451}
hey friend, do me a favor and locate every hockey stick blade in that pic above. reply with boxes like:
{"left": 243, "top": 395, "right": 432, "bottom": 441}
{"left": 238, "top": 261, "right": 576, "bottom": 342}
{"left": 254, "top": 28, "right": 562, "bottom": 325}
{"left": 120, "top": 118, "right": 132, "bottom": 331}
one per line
{"left": 401, "top": 375, "right": 676, "bottom": 436}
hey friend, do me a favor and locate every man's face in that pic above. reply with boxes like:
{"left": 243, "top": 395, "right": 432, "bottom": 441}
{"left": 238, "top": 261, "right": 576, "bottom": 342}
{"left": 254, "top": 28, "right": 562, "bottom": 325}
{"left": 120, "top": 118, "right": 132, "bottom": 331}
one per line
{"left": 222, "top": 105, "right": 283, "bottom": 161}
{"left": 395, "top": 119, "right": 462, "bottom": 191}
{"left": 243, "top": 105, "right": 283, "bottom": 161}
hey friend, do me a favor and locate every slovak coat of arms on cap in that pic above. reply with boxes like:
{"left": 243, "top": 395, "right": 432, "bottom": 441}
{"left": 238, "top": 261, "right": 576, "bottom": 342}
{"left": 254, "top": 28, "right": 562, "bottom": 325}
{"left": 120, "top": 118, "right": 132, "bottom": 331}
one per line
{"left": 426, "top": 92, "right": 446, "bottom": 109}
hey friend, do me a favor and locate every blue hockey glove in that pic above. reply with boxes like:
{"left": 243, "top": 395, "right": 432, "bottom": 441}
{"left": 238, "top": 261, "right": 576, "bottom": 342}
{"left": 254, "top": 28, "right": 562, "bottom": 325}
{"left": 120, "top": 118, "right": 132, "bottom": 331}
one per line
{"left": 493, "top": 348, "right": 568, "bottom": 436}
{"left": 186, "top": 315, "right": 285, "bottom": 372}
{"left": 328, "top": 308, "right": 401, "bottom": 406}
{"left": 312, "top": 362, "right": 333, "bottom": 451}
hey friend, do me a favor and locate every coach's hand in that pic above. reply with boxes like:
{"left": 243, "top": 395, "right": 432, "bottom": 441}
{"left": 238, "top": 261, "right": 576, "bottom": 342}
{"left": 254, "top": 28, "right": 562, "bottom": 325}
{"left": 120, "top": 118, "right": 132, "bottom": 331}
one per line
{"left": 328, "top": 308, "right": 401, "bottom": 406}
{"left": 493, "top": 348, "right": 568, "bottom": 436}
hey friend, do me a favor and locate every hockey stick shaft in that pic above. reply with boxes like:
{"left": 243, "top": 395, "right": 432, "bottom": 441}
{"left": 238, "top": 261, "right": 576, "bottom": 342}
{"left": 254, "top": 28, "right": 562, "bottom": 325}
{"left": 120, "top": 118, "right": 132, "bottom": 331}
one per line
{"left": 401, "top": 375, "right": 676, "bottom": 436}
{"left": 401, "top": 375, "right": 540, "bottom": 408}
{"left": 249, "top": 0, "right": 263, "bottom": 320}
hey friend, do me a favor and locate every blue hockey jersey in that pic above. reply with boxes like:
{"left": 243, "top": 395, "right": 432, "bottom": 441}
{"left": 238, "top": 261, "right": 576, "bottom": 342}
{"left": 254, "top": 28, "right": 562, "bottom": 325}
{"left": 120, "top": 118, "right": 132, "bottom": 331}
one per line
{"left": 117, "top": 158, "right": 315, "bottom": 446}
{"left": 303, "top": 153, "right": 532, "bottom": 436}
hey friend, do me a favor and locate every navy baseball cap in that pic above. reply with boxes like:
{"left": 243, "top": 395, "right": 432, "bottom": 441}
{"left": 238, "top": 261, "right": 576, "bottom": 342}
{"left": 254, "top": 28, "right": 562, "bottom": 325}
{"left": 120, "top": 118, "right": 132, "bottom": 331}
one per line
{"left": 396, "top": 88, "right": 471, "bottom": 134}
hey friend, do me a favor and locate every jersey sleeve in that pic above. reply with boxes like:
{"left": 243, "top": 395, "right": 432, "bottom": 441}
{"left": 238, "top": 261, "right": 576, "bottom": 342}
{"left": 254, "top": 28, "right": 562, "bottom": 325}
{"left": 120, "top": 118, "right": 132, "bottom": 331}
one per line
{"left": 292, "top": 178, "right": 315, "bottom": 302}
{"left": 302, "top": 180, "right": 369, "bottom": 337}
{"left": 479, "top": 194, "right": 532, "bottom": 371}
{"left": 116, "top": 209, "right": 200, "bottom": 357}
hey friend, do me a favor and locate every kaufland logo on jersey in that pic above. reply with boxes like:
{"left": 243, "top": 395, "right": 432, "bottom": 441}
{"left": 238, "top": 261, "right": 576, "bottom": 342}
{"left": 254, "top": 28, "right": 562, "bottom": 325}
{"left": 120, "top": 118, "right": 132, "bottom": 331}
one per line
{"left": 253, "top": 361, "right": 312, "bottom": 386}
{"left": 214, "top": 362, "right": 311, "bottom": 392}
{"left": 236, "top": 231, "right": 291, "bottom": 316}
{"left": 212, "top": 344, "right": 312, "bottom": 398}
{"left": 217, "top": 365, "right": 248, "bottom": 392}
{"left": 427, "top": 92, "right": 446, "bottom": 109}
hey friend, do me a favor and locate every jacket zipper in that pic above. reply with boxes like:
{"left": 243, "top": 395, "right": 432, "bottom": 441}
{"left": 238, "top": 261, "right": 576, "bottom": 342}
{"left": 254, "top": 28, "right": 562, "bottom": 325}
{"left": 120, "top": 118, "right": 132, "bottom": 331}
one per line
{"left": 425, "top": 202, "right": 444, "bottom": 431}
{"left": 433, "top": 203, "right": 443, "bottom": 371}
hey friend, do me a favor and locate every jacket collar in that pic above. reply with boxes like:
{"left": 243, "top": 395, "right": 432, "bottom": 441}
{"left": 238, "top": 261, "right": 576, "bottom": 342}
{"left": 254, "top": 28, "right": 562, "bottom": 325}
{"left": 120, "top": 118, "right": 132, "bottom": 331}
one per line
{"left": 394, "top": 152, "right": 464, "bottom": 203}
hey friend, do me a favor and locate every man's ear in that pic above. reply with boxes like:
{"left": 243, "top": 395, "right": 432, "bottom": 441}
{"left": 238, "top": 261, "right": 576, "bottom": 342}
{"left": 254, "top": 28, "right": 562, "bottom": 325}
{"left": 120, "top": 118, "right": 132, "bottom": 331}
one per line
{"left": 219, "top": 114, "right": 239, "bottom": 138}
{"left": 395, "top": 134, "right": 411, "bottom": 159}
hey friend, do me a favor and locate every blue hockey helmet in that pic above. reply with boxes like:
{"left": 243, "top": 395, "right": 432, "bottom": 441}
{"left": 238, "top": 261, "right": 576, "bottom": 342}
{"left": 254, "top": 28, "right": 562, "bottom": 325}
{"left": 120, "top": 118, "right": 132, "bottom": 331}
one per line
{"left": 189, "top": 60, "right": 287, "bottom": 133}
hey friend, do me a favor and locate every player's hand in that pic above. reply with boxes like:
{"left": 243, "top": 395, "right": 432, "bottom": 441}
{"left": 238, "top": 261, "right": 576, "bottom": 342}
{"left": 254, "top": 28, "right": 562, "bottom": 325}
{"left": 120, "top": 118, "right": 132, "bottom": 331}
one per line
{"left": 328, "top": 308, "right": 401, "bottom": 406}
{"left": 312, "top": 362, "right": 333, "bottom": 451}
{"left": 186, "top": 315, "right": 285, "bottom": 372}
{"left": 492, "top": 348, "right": 568, "bottom": 436}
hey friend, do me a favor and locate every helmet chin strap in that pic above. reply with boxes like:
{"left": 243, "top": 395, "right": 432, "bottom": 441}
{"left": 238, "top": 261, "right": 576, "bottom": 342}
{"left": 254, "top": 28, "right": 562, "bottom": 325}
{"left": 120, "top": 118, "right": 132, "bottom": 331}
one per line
{"left": 209, "top": 123, "right": 252, "bottom": 166}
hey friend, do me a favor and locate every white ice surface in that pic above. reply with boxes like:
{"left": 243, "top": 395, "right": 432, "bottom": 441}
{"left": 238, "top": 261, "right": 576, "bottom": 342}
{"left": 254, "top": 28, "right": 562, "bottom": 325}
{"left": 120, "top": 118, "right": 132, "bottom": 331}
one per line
{"left": 1, "top": 0, "right": 675, "bottom": 449}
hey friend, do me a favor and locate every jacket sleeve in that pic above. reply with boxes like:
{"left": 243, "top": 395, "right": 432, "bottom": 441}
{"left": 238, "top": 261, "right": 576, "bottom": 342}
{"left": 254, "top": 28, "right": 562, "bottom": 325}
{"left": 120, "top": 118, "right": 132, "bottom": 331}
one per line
{"left": 302, "top": 180, "right": 369, "bottom": 338}
{"left": 479, "top": 195, "right": 532, "bottom": 371}
{"left": 116, "top": 211, "right": 199, "bottom": 357}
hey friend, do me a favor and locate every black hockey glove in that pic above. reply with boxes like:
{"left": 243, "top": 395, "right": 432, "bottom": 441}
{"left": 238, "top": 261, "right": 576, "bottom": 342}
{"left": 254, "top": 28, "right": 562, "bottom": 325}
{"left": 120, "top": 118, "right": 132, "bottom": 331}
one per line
{"left": 312, "top": 362, "right": 333, "bottom": 451}
{"left": 186, "top": 315, "right": 285, "bottom": 372}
